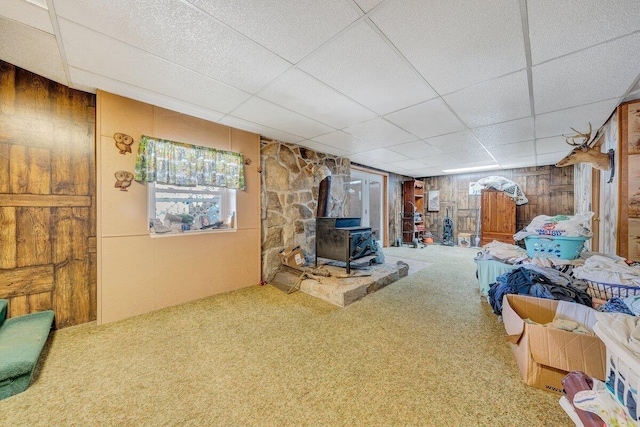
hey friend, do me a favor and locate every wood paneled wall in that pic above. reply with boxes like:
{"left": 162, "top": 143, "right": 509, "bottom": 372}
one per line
{"left": 0, "top": 61, "right": 96, "bottom": 328}
{"left": 422, "top": 166, "right": 574, "bottom": 241}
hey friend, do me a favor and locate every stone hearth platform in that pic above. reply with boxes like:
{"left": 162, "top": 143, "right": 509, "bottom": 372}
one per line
{"left": 271, "top": 258, "right": 408, "bottom": 307}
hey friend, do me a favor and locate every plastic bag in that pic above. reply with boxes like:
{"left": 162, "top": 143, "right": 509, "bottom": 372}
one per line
{"left": 514, "top": 212, "right": 594, "bottom": 240}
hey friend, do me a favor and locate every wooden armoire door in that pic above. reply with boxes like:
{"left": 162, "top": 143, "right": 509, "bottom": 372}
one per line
{"left": 0, "top": 61, "right": 96, "bottom": 328}
{"left": 480, "top": 189, "right": 516, "bottom": 246}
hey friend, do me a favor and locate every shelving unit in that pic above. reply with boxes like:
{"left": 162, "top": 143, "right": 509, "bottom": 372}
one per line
{"left": 402, "top": 180, "right": 425, "bottom": 246}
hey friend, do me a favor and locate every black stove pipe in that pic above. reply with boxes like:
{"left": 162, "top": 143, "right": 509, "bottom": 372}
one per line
{"left": 317, "top": 176, "right": 331, "bottom": 217}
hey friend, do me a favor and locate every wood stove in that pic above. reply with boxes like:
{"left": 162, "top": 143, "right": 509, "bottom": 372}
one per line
{"left": 315, "top": 217, "right": 374, "bottom": 274}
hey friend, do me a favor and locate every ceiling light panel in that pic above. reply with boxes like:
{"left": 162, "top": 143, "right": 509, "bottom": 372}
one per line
{"left": 185, "top": 0, "right": 359, "bottom": 63}
{"left": 444, "top": 71, "right": 531, "bottom": 128}
{"left": 231, "top": 97, "right": 335, "bottom": 139}
{"left": 54, "top": 0, "right": 291, "bottom": 93}
{"left": 384, "top": 97, "right": 465, "bottom": 139}
{"left": 0, "top": 17, "right": 66, "bottom": 85}
{"left": 471, "top": 117, "right": 534, "bottom": 147}
{"left": 258, "top": 69, "right": 377, "bottom": 129}
{"left": 4, "top": 0, "right": 52, "bottom": 33}
{"left": 298, "top": 21, "right": 437, "bottom": 115}
{"left": 535, "top": 99, "right": 618, "bottom": 139}
{"left": 533, "top": 33, "right": 640, "bottom": 114}
{"left": 528, "top": 0, "right": 640, "bottom": 65}
{"left": 60, "top": 20, "right": 251, "bottom": 114}
{"left": 370, "top": 0, "right": 526, "bottom": 94}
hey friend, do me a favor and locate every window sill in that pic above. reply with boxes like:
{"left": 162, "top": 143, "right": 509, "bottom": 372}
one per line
{"left": 149, "top": 227, "right": 237, "bottom": 238}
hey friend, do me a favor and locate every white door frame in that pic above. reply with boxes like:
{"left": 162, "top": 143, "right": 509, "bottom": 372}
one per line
{"left": 350, "top": 166, "right": 388, "bottom": 247}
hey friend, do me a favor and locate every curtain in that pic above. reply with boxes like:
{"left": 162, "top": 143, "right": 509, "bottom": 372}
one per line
{"left": 134, "top": 135, "right": 245, "bottom": 190}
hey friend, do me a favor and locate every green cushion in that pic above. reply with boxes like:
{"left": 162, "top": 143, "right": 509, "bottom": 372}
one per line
{"left": 0, "top": 310, "right": 54, "bottom": 400}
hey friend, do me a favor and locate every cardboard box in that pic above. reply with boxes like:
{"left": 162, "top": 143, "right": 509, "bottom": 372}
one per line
{"left": 279, "top": 246, "right": 305, "bottom": 269}
{"left": 502, "top": 294, "right": 606, "bottom": 394}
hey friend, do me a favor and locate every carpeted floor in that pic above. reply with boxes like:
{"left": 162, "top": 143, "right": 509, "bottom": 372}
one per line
{"left": 0, "top": 245, "right": 572, "bottom": 426}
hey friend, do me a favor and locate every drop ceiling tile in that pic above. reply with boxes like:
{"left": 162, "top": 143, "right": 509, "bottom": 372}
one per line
{"left": 60, "top": 20, "right": 251, "bottom": 114}
{"left": 389, "top": 140, "right": 443, "bottom": 158}
{"left": 370, "top": 0, "right": 526, "bottom": 94}
{"left": 186, "top": 0, "right": 359, "bottom": 63}
{"left": 0, "top": 17, "right": 67, "bottom": 86}
{"left": 416, "top": 153, "right": 457, "bottom": 167}
{"left": 487, "top": 141, "right": 535, "bottom": 160}
{"left": 537, "top": 152, "right": 567, "bottom": 166}
{"left": 343, "top": 117, "right": 416, "bottom": 146}
{"left": 528, "top": 0, "right": 640, "bottom": 65}
{"left": 444, "top": 71, "right": 531, "bottom": 128}
{"left": 231, "top": 97, "right": 335, "bottom": 139}
{"left": 259, "top": 69, "right": 377, "bottom": 129}
{"left": 423, "top": 131, "right": 483, "bottom": 153}
{"left": 535, "top": 99, "right": 619, "bottom": 139}
{"left": 448, "top": 149, "right": 494, "bottom": 163}
{"left": 535, "top": 136, "right": 571, "bottom": 155}
{"left": 348, "top": 148, "right": 409, "bottom": 165}
{"left": 472, "top": 118, "right": 534, "bottom": 147}
{"left": 69, "top": 67, "right": 225, "bottom": 123}
{"left": 54, "top": 0, "right": 290, "bottom": 93}
{"left": 354, "top": 0, "right": 385, "bottom": 13}
{"left": 405, "top": 167, "right": 441, "bottom": 178}
{"left": 219, "top": 115, "right": 304, "bottom": 143}
{"left": 387, "top": 159, "right": 427, "bottom": 170}
{"left": 624, "top": 91, "right": 640, "bottom": 104}
{"left": 312, "top": 131, "right": 375, "bottom": 154}
{"left": 384, "top": 98, "right": 465, "bottom": 139}
{"left": 498, "top": 156, "right": 537, "bottom": 169}
{"left": 299, "top": 21, "right": 437, "bottom": 115}
{"left": 381, "top": 163, "right": 411, "bottom": 175}
{"left": 533, "top": 33, "right": 640, "bottom": 114}
{"left": 2, "top": 0, "right": 53, "bottom": 33}
{"left": 297, "top": 140, "right": 350, "bottom": 157}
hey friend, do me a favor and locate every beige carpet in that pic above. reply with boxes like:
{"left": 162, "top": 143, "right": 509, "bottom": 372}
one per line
{"left": 0, "top": 245, "right": 572, "bottom": 426}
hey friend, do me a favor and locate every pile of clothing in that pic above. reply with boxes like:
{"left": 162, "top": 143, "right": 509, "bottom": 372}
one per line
{"left": 488, "top": 264, "right": 592, "bottom": 315}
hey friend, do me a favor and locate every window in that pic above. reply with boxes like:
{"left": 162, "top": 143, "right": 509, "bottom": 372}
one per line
{"left": 149, "top": 183, "right": 236, "bottom": 234}
{"left": 133, "top": 135, "right": 245, "bottom": 235}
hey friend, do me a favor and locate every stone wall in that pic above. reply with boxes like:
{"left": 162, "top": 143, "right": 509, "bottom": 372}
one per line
{"left": 261, "top": 138, "right": 351, "bottom": 281}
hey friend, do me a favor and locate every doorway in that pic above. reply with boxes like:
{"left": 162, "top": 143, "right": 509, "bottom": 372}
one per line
{"left": 348, "top": 168, "right": 387, "bottom": 246}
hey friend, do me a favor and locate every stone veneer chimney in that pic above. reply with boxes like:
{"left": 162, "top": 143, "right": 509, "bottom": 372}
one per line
{"left": 260, "top": 139, "right": 350, "bottom": 281}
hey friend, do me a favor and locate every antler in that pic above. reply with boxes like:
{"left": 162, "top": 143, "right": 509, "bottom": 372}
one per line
{"left": 563, "top": 123, "right": 592, "bottom": 147}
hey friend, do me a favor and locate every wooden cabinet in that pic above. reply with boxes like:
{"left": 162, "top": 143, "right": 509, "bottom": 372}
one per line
{"left": 402, "top": 180, "right": 425, "bottom": 244}
{"left": 480, "top": 189, "right": 516, "bottom": 246}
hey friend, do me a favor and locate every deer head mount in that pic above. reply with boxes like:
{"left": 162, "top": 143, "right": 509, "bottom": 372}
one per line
{"left": 555, "top": 122, "right": 615, "bottom": 183}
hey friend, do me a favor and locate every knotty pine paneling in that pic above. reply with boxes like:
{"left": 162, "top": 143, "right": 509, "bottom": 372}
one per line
{"left": 422, "top": 166, "right": 574, "bottom": 242}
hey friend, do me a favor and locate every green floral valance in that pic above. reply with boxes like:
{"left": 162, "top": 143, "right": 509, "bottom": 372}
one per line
{"left": 134, "top": 135, "right": 245, "bottom": 190}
